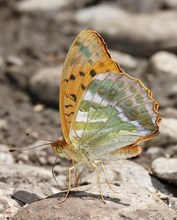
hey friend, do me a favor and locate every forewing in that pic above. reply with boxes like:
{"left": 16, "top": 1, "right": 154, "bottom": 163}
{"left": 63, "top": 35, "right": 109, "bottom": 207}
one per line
{"left": 69, "top": 72, "right": 160, "bottom": 158}
{"left": 60, "top": 30, "right": 122, "bottom": 142}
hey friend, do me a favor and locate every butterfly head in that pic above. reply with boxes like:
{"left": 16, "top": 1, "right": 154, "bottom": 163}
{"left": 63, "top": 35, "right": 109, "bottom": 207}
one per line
{"left": 51, "top": 138, "right": 66, "bottom": 155}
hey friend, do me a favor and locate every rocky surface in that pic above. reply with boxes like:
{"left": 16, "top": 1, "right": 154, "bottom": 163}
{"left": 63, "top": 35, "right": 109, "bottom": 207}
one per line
{"left": 0, "top": 0, "right": 177, "bottom": 219}
{"left": 11, "top": 184, "right": 176, "bottom": 220}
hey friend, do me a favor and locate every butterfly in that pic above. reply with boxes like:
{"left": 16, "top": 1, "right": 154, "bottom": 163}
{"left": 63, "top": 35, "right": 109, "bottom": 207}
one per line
{"left": 51, "top": 29, "right": 161, "bottom": 203}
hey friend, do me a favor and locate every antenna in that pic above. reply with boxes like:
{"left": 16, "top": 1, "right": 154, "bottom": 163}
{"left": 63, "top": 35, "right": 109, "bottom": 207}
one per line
{"left": 9, "top": 132, "right": 54, "bottom": 152}
{"left": 9, "top": 142, "right": 53, "bottom": 152}
{"left": 25, "top": 132, "right": 53, "bottom": 143}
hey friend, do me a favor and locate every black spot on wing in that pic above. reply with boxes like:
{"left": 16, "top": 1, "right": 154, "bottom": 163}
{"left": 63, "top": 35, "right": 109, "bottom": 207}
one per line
{"left": 75, "top": 40, "right": 81, "bottom": 47}
{"left": 79, "top": 71, "right": 85, "bottom": 77}
{"left": 66, "top": 93, "right": 77, "bottom": 102}
{"left": 65, "top": 112, "right": 74, "bottom": 117}
{"left": 81, "top": 84, "right": 86, "bottom": 90}
{"left": 64, "top": 79, "right": 69, "bottom": 82}
{"left": 70, "top": 74, "right": 76, "bottom": 80}
{"left": 65, "top": 104, "right": 73, "bottom": 108}
{"left": 90, "top": 69, "right": 97, "bottom": 77}
{"left": 70, "top": 94, "right": 77, "bottom": 102}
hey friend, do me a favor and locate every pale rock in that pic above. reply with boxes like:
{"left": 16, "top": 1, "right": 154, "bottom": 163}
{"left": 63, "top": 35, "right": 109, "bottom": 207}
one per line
{"left": 0, "top": 144, "right": 14, "bottom": 165}
{"left": 6, "top": 55, "right": 24, "bottom": 67}
{"left": 76, "top": 5, "right": 128, "bottom": 28}
{"left": 149, "top": 51, "right": 177, "bottom": 76}
{"left": 148, "top": 51, "right": 177, "bottom": 107}
{"left": 30, "top": 66, "right": 61, "bottom": 104}
{"left": 146, "top": 147, "right": 161, "bottom": 155}
{"left": 32, "top": 104, "right": 45, "bottom": 112}
{"left": 152, "top": 157, "right": 177, "bottom": 185}
{"left": 0, "top": 119, "right": 8, "bottom": 130}
{"left": 15, "top": 0, "right": 69, "bottom": 13}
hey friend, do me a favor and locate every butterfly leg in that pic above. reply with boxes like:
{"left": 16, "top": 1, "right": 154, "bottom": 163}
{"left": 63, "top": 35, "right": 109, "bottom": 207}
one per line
{"left": 59, "top": 162, "right": 81, "bottom": 203}
{"left": 71, "top": 160, "right": 79, "bottom": 187}
{"left": 100, "top": 161, "right": 117, "bottom": 193}
{"left": 90, "top": 163, "right": 106, "bottom": 204}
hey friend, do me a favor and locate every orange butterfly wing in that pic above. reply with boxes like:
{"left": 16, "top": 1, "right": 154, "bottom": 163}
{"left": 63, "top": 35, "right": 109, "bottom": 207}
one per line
{"left": 60, "top": 30, "right": 122, "bottom": 143}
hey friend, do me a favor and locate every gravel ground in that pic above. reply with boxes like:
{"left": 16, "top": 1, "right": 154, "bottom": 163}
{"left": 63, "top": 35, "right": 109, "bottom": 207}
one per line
{"left": 0, "top": 0, "right": 177, "bottom": 219}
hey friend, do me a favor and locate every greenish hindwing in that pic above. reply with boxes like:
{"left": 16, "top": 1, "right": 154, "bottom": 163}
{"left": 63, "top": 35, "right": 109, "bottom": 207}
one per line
{"left": 69, "top": 72, "right": 159, "bottom": 158}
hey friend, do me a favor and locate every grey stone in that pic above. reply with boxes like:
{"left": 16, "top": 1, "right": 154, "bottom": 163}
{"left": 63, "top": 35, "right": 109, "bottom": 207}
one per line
{"left": 29, "top": 66, "right": 61, "bottom": 104}
{"left": 148, "top": 51, "right": 177, "bottom": 107}
{"left": 76, "top": 6, "right": 177, "bottom": 57}
{"left": 149, "top": 51, "right": 177, "bottom": 76}
{"left": 0, "top": 119, "right": 8, "bottom": 130}
{"left": 0, "top": 144, "right": 14, "bottom": 165}
{"left": 76, "top": 5, "right": 128, "bottom": 28}
{"left": 32, "top": 104, "right": 44, "bottom": 112}
{"left": 152, "top": 157, "right": 177, "bottom": 185}
{"left": 15, "top": 0, "right": 70, "bottom": 13}
{"left": 6, "top": 56, "right": 24, "bottom": 67}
